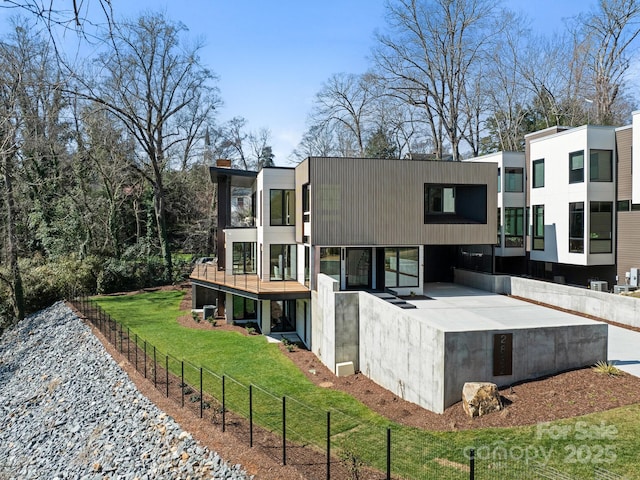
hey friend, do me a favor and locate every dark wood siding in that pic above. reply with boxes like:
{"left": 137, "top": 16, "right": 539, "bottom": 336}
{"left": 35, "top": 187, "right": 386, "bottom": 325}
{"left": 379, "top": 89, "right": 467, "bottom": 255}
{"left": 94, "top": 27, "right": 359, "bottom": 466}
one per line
{"left": 305, "top": 157, "right": 497, "bottom": 246}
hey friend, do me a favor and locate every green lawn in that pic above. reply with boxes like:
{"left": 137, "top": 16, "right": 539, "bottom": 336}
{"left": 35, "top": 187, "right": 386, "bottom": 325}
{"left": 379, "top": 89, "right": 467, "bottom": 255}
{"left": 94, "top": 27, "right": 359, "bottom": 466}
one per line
{"left": 95, "top": 290, "right": 640, "bottom": 479}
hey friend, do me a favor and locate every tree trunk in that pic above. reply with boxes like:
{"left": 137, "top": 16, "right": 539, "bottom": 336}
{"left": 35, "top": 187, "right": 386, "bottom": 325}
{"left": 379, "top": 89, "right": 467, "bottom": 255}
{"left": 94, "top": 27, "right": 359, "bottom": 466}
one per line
{"left": 2, "top": 153, "right": 25, "bottom": 321}
{"left": 152, "top": 182, "right": 172, "bottom": 283}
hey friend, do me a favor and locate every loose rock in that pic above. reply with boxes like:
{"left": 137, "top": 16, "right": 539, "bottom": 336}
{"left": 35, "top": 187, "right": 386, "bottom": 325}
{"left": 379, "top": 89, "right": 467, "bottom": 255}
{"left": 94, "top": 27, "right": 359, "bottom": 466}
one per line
{"left": 0, "top": 302, "right": 251, "bottom": 479}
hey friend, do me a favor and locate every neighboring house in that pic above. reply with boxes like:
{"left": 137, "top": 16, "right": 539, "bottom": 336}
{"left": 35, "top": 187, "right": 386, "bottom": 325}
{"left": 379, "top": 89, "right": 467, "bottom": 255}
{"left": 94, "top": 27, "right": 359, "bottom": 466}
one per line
{"left": 525, "top": 125, "right": 618, "bottom": 287}
{"left": 191, "top": 156, "right": 497, "bottom": 346}
{"left": 464, "top": 151, "right": 527, "bottom": 274}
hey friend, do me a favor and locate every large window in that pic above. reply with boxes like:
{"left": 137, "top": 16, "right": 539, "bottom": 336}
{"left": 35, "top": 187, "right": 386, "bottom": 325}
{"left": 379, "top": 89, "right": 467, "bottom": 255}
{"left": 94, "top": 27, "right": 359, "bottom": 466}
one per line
{"left": 424, "top": 185, "right": 456, "bottom": 214}
{"left": 532, "top": 159, "right": 544, "bottom": 188}
{"left": 569, "top": 202, "right": 584, "bottom": 253}
{"left": 232, "top": 242, "right": 257, "bottom": 274}
{"left": 497, "top": 168, "right": 501, "bottom": 193}
{"left": 590, "top": 150, "right": 613, "bottom": 182}
{"left": 232, "top": 296, "right": 257, "bottom": 320}
{"left": 271, "top": 300, "right": 296, "bottom": 332}
{"left": 319, "top": 247, "right": 340, "bottom": 282}
{"left": 533, "top": 205, "right": 545, "bottom": 250}
{"left": 505, "top": 167, "right": 524, "bottom": 192}
{"left": 569, "top": 151, "right": 585, "bottom": 184}
{"left": 384, "top": 247, "right": 419, "bottom": 288}
{"left": 590, "top": 202, "right": 613, "bottom": 253}
{"left": 270, "top": 244, "right": 297, "bottom": 280}
{"left": 504, "top": 207, "right": 524, "bottom": 247}
{"left": 270, "top": 189, "right": 295, "bottom": 226}
{"left": 424, "top": 183, "right": 487, "bottom": 224}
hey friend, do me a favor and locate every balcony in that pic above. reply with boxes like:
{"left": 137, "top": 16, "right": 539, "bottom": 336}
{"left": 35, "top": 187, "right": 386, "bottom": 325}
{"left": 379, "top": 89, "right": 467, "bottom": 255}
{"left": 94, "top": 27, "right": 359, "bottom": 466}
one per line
{"left": 190, "top": 262, "right": 310, "bottom": 297}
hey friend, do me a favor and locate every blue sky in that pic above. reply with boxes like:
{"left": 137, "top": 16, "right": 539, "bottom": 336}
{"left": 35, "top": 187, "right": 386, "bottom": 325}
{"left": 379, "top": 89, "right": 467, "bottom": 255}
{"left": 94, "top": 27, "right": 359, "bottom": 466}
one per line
{"left": 1, "top": 0, "right": 593, "bottom": 164}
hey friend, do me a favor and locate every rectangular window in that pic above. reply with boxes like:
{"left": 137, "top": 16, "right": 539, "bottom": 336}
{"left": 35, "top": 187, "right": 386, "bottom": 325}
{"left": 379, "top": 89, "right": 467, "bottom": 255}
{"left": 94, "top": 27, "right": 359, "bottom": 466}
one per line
{"left": 504, "top": 207, "right": 524, "bottom": 247}
{"left": 270, "top": 244, "right": 297, "bottom": 280}
{"left": 617, "top": 200, "right": 630, "bottom": 212}
{"left": 302, "top": 184, "right": 310, "bottom": 223}
{"left": 497, "top": 168, "right": 501, "bottom": 193}
{"left": 532, "top": 159, "right": 544, "bottom": 188}
{"left": 590, "top": 149, "right": 613, "bottom": 182}
{"left": 569, "top": 151, "right": 585, "bottom": 183}
{"left": 425, "top": 185, "right": 455, "bottom": 214}
{"left": 319, "top": 247, "right": 340, "bottom": 282}
{"left": 590, "top": 202, "right": 613, "bottom": 253}
{"left": 569, "top": 202, "right": 584, "bottom": 253}
{"left": 232, "top": 296, "right": 257, "bottom": 320}
{"left": 270, "top": 300, "right": 296, "bottom": 332}
{"left": 497, "top": 207, "right": 501, "bottom": 246}
{"left": 505, "top": 167, "right": 524, "bottom": 192}
{"left": 384, "top": 247, "right": 419, "bottom": 288}
{"left": 270, "top": 189, "right": 295, "bottom": 226}
{"left": 533, "top": 205, "right": 545, "bottom": 250}
{"left": 232, "top": 242, "right": 257, "bottom": 274}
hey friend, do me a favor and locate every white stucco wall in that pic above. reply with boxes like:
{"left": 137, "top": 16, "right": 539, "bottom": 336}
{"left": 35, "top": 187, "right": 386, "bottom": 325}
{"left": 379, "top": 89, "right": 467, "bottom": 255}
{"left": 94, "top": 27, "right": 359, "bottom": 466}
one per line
{"left": 529, "top": 126, "right": 616, "bottom": 266}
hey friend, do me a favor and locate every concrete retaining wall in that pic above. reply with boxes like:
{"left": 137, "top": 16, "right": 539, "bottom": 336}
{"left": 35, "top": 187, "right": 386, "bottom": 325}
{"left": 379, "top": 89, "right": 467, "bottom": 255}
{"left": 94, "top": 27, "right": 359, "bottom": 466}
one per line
{"left": 358, "top": 295, "right": 445, "bottom": 413}
{"left": 443, "top": 324, "right": 607, "bottom": 410}
{"left": 454, "top": 269, "right": 640, "bottom": 330}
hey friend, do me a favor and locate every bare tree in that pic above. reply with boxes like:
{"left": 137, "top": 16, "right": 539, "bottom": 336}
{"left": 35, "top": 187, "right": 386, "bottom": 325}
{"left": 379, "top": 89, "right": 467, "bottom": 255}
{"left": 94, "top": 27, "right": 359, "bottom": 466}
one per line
{"left": 311, "top": 72, "right": 378, "bottom": 157}
{"left": 576, "top": 0, "right": 640, "bottom": 125}
{"left": 374, "top": 0, "right": 501, "bottom": 160}
{"left": 74, "top": 13, "right": 221, "bottom": 281}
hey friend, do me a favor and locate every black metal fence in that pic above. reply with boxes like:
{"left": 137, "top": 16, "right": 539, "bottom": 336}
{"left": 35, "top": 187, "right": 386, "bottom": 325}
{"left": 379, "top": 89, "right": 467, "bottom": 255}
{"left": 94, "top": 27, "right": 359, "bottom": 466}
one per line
{"left": 68, "top": 295, "right": 629, "bottom": 480}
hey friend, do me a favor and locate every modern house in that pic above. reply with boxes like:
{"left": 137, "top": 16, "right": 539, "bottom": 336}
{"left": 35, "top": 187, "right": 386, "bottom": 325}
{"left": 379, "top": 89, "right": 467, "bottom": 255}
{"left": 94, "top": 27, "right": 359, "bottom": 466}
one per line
{"left": 464, "top": 151, "right": 527, "bottom": 274}
{"left": 190, "top": 153, "right": 612, "bottom": 413}
{"left": 525, "top": 125, "right": 618, "bottom": 286}
{"left": 191, "top": 156, "right": 497, "bottom": 344}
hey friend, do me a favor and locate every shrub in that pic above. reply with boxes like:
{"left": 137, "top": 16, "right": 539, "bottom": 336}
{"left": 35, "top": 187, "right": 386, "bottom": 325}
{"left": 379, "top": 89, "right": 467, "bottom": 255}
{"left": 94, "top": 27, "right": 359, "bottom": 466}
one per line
{"left": 592, "top": 360, "right": 623, "bottom": 377}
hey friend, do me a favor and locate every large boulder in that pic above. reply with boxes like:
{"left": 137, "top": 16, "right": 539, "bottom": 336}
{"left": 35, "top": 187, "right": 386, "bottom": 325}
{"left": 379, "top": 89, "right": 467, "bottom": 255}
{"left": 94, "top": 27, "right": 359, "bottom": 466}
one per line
{"left": 462, "top": 382, "right": 503, "bottom": 417}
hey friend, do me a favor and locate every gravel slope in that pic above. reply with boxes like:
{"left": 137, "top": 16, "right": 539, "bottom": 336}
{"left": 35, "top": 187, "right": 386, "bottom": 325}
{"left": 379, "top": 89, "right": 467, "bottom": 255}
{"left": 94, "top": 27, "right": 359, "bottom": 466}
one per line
{"left": 0, "top": 302, "right": 251, "bottom": 480}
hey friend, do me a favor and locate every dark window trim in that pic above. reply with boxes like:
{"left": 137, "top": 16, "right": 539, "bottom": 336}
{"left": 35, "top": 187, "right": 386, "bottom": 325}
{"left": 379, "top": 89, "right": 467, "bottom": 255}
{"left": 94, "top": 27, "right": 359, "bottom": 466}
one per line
{"left": 533, "top": 205, "right": 545, "bottom": 250}
{"left": 569, "top": 202, "right": 584, "bottom": 253}
{"left": 532, "top": 159, "right": 545, "bottom": 188}
{"left": 569, "top": 150, "right": 585, "bottom": 184}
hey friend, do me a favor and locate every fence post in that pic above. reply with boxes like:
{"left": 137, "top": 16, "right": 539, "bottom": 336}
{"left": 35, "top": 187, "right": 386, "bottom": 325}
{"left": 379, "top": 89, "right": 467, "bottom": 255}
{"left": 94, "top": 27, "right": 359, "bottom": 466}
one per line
{"left": 222, "top": 375, "right": 226, "bottom": 432}
{"left": 143, "top": 341, "right": 147, "bottom": 378}
{"left": 181, "top": 361, "right": 185, "bottom": 407}
{"left": 470, "top": 448, "right": 475, "bottom": 480}
{"left": 326, "top": 411, "right": 330, "bottom": 480}
{"left": 153, "top": 346, "right": 157, "bottom": 388}
{"left": 165, "top": 355, "right": 169, "bottom": 398}
{"left": 282, "top": 396, "right": 286, "bottom": 466}
{"left": 134, "top": 334, "right": 138, "bottom": 372}
{"left": 127, "top": 327, "right": 130, "bottom": 362}
{"left": 199, "top": 367, "right": 203, "bottom": 418}
{"left": 119, "top": 323, "right": 123, "bottom": 353}
{"left": 249, "top": 385, "right": 253, "bottom": 448}
{"left": 387, "top": 427, "right": 391, "bottom": 480}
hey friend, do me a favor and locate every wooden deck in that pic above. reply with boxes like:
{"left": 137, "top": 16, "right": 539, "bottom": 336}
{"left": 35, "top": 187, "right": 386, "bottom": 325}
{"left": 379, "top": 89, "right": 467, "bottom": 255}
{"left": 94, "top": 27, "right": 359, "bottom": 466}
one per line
{"left": 190, "top": 263, "right": 309, "bottom": 295}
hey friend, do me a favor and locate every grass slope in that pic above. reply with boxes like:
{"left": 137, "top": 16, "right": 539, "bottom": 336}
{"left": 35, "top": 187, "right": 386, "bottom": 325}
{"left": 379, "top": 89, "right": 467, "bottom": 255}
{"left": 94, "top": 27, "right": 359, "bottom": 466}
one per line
{"left": 96, "top": 290, "right": 640, "bottom": 479}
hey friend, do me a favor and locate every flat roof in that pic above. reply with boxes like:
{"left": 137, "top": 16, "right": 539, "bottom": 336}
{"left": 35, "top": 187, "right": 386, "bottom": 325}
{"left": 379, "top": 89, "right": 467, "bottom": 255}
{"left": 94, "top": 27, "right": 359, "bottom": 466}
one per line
{"left": 209, "top": 166, "right": 257, "bottom": 187}
{"left": 403, "top": 283, "right": 605, "bottom": 332}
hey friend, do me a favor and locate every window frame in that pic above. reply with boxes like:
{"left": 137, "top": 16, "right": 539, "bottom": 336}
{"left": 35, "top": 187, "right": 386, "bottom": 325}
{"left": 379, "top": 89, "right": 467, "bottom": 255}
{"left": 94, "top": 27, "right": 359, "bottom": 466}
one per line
{"left": 269, "top": 189, "right": 296, "bottom": 226}
{"left": 589, "top": 149, "right": 613, "bottom": 182}
{"left": 384, "top": 247, "right": 420, "bottom": 288}
{"left": 533, "top": 205, "right": 545, "bottom": 250}
{"left": 504, "top": 167, "right": 524, "bottom": 193}
{"left": 589, "top": 201, "right": 613, "bottom": 254}
{"left": 532, "top": 159, "right": 544, "bottom": 188}
{"left": 503, "top": 207, "right": 524, "bottom": 248}
{"left": 569, "top": 150, "right": 585, "bottom": 184}
{"left": 568, "top": 202, "right": 584, "bottom": 253}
